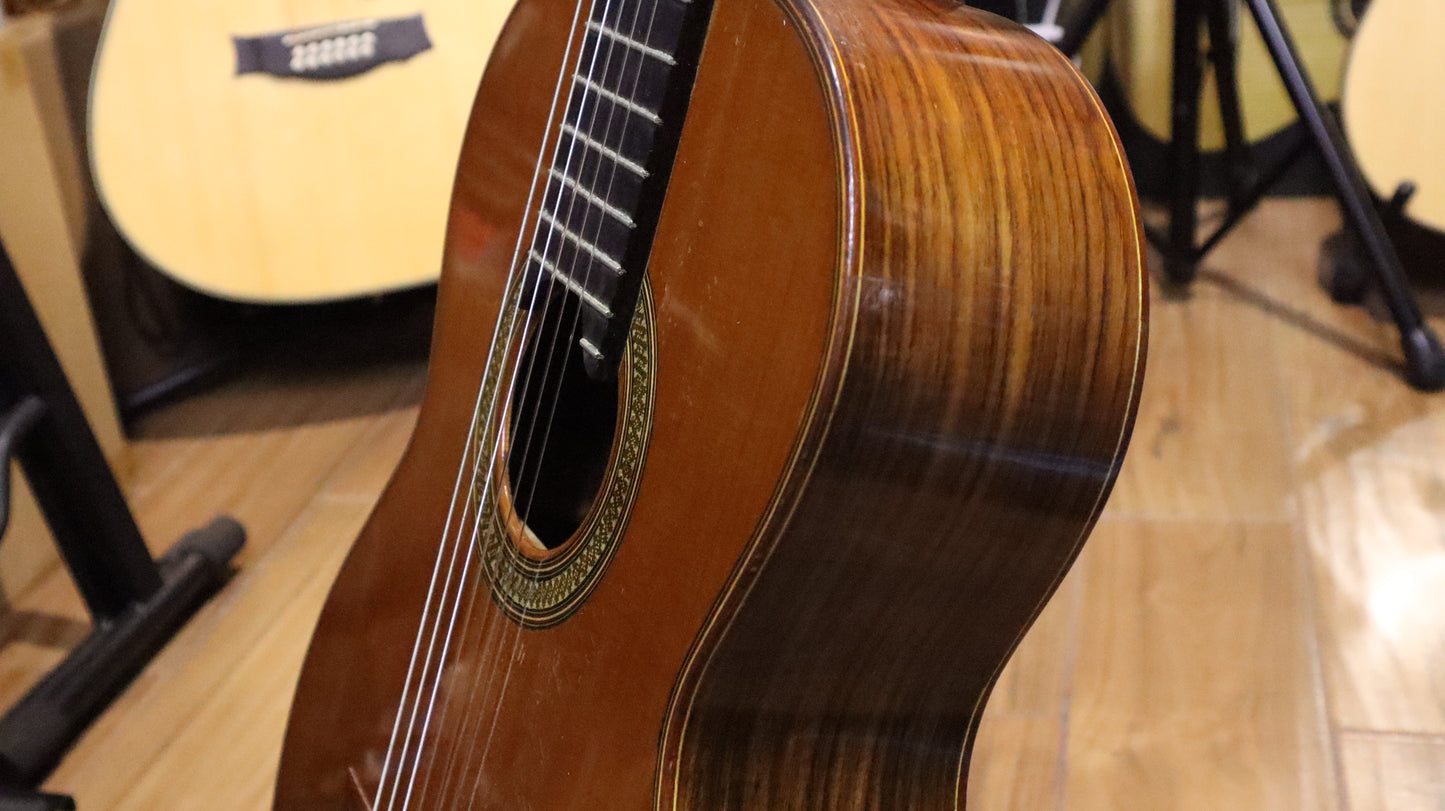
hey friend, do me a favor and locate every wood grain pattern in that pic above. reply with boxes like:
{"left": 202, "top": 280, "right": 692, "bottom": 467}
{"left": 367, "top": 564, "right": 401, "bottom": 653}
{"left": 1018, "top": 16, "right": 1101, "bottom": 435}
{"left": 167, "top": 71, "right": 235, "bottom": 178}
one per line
{"left": 42, "top": 366, "right": 424, "bottom": 809}
{"left": 1064, "top": 517, "right": 1340, "bottom": 810}
{"left": 1105, "top": 278, "right": 1293, "bottom": 520}
{"left": 274, "top": 0, "right": 1145, "bottom": 806}
{"left": 665, "top": 3, "right": 1148, "bottom": 797}
{"left": 110, "top": 499, "right": 370, "bottom": 811}
{"left": 1341, "top": 733, "right": 1445, "bottom": 811}
{"left": 88, "top": 0, "right": 508, "bottom": 302}
{"left": 1292, "top": 369, "right": 1445, "bottom": 735}
{"left": 963, "top": 717, "right": 1063, "bottom": 811}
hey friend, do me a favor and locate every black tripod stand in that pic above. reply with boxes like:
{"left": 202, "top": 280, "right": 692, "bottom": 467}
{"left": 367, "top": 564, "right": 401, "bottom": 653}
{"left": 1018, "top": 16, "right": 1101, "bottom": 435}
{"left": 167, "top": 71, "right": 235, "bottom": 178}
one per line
{"left": 0, "top": 235, "right": 244, "bottom": 806}
{"left": 1054, "top": 0, "right": 1445, "bottom": 391}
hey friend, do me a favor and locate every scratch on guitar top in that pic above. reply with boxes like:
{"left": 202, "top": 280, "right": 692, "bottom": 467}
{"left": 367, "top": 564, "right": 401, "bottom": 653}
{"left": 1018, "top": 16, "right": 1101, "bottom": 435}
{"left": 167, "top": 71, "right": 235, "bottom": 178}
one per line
{"left": 348, "top": 767, "right": 375, "bottom": 811}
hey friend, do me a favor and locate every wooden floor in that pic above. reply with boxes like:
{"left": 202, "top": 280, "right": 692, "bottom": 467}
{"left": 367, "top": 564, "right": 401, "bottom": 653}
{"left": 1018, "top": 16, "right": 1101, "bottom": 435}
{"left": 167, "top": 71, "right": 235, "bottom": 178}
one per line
{"left": 8, "top": 197, "right": 1445, "bottom": 808}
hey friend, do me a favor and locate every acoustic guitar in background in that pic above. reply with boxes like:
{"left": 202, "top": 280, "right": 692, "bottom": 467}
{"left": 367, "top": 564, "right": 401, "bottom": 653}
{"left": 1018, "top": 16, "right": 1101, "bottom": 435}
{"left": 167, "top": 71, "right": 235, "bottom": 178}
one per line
{"left": 272, "top": 0, "right": 1147, "bottom": 804}
{"left": 1341, "top": 0, "right": 1445, "bottom": 235}
{"left": 88, "top": 0, "right": 510, "bottom": 303}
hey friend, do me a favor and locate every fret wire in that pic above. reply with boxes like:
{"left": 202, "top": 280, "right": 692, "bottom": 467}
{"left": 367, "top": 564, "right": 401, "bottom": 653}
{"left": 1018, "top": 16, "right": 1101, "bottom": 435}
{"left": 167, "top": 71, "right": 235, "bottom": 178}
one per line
{"left": 561, "top": 121, "right": 650, "bottom": 179}
{"left": 549, "top": 167, "right": 638, "bottom": 228}
{"left": 538, "top": 209, "right": 626, "bottom": 275}
{"left": 529, "top": 249, "right": 615, "bottom": 318}
{"left": 578, "top": 337, "right": 606, "bottom": 360}
{"left": 573, "top": 75, "right": 662, "bottom": 124}
{"left": 585, "top": 20, "right": 677, "bottom": 66}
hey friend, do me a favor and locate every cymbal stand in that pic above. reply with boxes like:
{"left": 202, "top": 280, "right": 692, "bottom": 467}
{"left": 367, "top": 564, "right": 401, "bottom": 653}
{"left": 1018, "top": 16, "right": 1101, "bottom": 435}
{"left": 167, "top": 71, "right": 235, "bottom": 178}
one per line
{"left": 1053, "top": 0, "right": 1445, "bottom": 391}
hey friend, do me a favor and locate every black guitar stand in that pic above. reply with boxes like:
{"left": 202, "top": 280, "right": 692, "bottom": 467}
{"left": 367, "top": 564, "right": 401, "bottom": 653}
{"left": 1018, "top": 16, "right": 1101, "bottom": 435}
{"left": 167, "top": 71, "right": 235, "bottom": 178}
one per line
{"left": 0, "top": 788, "right": 75, "bottom": 811}
{"left": 1053, "top": 0, "right": 1445, "bottom": 391}
{"left": 0, "top": 238, "right": 244, "bottom": 806}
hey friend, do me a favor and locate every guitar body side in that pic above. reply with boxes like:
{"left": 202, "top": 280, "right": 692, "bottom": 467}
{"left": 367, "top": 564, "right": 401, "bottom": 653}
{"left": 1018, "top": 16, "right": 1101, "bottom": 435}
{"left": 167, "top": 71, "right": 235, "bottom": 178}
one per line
{"left": 667, "top": 1, "right": 1145, "bottom": 804}
{"left": 88, "top": 0, "right": 507, "bottom": 302}
{"left": 275, "top": 0, "right": 1145, "bottom": 806}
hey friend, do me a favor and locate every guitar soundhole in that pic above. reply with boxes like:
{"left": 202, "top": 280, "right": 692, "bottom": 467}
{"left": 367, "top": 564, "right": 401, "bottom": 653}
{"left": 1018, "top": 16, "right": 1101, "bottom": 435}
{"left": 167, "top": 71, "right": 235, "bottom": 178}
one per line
{"left": 506, "top": 292, "right": 620, "bottom": 551}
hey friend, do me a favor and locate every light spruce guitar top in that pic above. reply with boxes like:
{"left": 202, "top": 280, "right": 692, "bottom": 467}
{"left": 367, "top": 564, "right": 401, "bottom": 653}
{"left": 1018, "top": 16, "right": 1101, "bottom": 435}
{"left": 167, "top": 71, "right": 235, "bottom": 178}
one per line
{"left": 1342, "top": 0, "right": 1445, "bottom": 232}
{"left": 89, "top": 0, "right": 511, "bottom": 303}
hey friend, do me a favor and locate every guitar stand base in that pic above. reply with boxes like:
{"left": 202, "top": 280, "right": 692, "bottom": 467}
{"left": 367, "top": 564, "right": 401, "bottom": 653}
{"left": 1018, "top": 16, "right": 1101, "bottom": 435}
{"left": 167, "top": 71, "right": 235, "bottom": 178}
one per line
{"left": 1318, "top": 182, "right": 1445, "bottom": 390}
{"left": 1322, "top": 230, "right": 1371, "bottom": 304}
{"left": 0, "top": 517, "right": 245, "bottom": 789}
{"left": 0, "top": 787, "right": 74, "bottom": 810}
{"left": 1058, "top": 0, "right": 1445, "bottom": 392}
{"left": 1402, "top": 327, "right": 1445, "bottom": 392}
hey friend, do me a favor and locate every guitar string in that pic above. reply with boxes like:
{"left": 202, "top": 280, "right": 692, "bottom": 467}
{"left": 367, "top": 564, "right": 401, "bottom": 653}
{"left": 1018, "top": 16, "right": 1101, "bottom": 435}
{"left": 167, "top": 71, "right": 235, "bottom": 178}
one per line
{"left": 445, "top": 0, "right": 670, "bottom": 797}
{"left": 389, "top": 0, "right": 625, "bottom": 804}
{"left": 370, "top": 138, "right": 542, "bottom": 811}
{"left": 384, "top": 0, "right": 673, "bottom": 799}
{"left": 370, "top": 0, "right": 594, "bottom": 804}
{"left": 508, "top": 0, "right": 665, "bottom": 581}
{"left": 455, "top": 0, "right": 672, "bottom": 801}
{"left": 418, "top": 0, "right": 650, "bottom": 800}
{"left": 394, "top": 25, "right": 609, "bottom": 811}
{"left": 375, "top": 108, "right": 558, "bottom": 811}
{"left": 402, "top": 472, "right": 497, "bottom": 811}
{"left": 431, "top": 0, "right": 658, "bottom": 802}
{"left": 403, "top": 23, "right": 613, "bottom": 807}
{"left": 371, "top": 435, "right": 474, "bottom": 811}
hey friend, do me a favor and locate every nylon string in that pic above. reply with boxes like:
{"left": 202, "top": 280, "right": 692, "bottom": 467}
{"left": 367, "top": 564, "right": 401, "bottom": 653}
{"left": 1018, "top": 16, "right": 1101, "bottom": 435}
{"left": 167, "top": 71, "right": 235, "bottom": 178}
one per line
{"left": 372, "top": 0, "right": 677, "bottom": 802}
{"left": 369, "top": 0, "right": 593, "bottom": 803}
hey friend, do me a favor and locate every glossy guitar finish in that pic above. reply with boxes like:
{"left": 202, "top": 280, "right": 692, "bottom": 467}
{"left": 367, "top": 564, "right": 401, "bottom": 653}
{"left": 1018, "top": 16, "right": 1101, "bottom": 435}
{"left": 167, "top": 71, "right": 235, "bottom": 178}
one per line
{"left": 275, "top": 0, "right": 1146, "bottom": 806}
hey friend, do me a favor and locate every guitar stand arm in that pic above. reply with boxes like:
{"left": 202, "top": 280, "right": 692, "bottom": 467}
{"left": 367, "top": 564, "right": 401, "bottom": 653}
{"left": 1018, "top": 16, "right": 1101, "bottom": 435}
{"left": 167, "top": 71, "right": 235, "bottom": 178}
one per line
{"left": 0, "top": 235, "right": 246, "bottom": 793}
{"left": 0, "top": 397, "right": 44, "bottom": 541}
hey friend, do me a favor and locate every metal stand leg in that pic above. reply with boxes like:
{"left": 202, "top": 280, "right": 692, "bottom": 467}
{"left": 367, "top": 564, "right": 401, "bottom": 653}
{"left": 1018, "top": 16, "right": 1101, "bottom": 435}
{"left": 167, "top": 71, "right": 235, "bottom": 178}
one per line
{"left": 1238, "top": 0, "right": 1445, "bottom": 390}
{"left": 1056, "top": 0, "right": 1445, "bottom": 391}
{"left": 1163, "top": 0, "right": 1206, "bottom": 284}
{"left": 1162, "top": 0, "right": 1254, "bottom": 278}
{"left": 1203, "top": 0, "right": 1255, "bottom": 207}
{"left": 0, "top": 238, "right": 245, "bottom": 788}
{"left": 0, "top": 277, "right": 160, "bottom": 619}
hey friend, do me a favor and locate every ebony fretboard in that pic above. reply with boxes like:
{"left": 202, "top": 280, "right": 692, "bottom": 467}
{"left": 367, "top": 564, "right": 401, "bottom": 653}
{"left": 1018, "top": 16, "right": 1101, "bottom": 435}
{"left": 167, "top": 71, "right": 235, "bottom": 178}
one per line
{"left": 523, "top": 0, "right": 713, "bottom": 377}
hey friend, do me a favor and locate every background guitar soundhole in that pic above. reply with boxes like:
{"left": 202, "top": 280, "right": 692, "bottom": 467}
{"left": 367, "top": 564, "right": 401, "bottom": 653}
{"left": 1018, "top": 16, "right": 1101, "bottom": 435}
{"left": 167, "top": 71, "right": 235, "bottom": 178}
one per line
{"left": 506, "top": 291, "right": 619, "bottom": 549}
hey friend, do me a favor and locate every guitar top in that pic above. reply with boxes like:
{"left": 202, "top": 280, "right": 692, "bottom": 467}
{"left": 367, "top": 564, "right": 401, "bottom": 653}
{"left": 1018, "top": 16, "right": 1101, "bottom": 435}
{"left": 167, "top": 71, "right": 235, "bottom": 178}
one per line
{"left": 1342, "top": 0, "right": 1445, "bottom": 232}
{"left": 89, "top": 0, "right": 511, "bottom": 302}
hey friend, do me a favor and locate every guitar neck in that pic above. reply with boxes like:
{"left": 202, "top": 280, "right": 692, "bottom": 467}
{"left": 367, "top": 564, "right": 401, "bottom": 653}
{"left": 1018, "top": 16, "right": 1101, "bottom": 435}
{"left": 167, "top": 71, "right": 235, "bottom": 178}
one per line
{"left": 524, "top": 0, "right": 714, "bottom": 377}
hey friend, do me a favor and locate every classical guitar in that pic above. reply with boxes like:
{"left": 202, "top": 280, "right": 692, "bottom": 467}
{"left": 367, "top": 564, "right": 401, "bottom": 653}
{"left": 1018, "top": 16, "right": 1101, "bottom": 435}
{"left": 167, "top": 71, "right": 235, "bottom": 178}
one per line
{"left": 276, "top": 0, "right": 1147, "bottom": 805}
{"left": 88, "top": 0, "right": 509, "bottom": 303}
{"left": 1341, "top": 0, "right": 1445, "bottom": 234}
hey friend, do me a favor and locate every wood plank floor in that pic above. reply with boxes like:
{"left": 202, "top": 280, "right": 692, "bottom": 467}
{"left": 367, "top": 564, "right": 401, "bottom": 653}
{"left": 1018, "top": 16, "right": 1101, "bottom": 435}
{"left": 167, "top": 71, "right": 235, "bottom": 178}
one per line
{"left": 7, "top": 197, "right": 1443, "bottom": 807}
